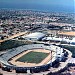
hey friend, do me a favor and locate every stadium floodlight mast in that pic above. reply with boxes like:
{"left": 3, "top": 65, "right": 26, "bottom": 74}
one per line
{"left": 51, "top": 49, "right": 52, "bottom": 66}
{"left": 49, "top": 45, "right": 52, "bottom": 66}
{"left": 59, "top": 47, "right": 62, "bottom": 61}
{"left": 49, "top": 40, "right": 53, "bottom": 66}
{"left": 56, "top": 47, "right": 58, "bottom": 59}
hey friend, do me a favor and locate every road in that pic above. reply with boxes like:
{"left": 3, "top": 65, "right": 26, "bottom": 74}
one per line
{"left": 0, "top": 31, "right": 29, "bottom": 43}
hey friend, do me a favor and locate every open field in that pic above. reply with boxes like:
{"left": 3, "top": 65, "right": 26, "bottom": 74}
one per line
{"left": 0, "top": 40, "right": 26, "bottom": 51}
{"left": 16, "top": 51, "right": 49, "bottom": 63}
{"left": 9, "top": 49, "right": 55, "bottom": 67}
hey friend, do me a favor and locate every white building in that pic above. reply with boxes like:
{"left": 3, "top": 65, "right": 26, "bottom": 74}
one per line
{"left": 22, "top": 32, "right": 46, "bottom": 41}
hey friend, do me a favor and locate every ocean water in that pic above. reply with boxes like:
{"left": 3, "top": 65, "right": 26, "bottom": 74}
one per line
{"left": 0, "top": 3, "right": 74, "bottom": 13}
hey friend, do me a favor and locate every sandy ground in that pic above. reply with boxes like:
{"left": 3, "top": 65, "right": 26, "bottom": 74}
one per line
{"left": 9, "top": 49, "right": 55, "bottom": 67}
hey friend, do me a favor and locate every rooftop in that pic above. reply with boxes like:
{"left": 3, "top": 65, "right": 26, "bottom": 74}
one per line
{"left": 24, "top": 32, "right": 45, "bottom": 39}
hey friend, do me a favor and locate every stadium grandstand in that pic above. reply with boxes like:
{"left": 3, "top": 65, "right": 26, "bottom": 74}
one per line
{"left": 0, "top": 44, "right": 67, "bottom": 73}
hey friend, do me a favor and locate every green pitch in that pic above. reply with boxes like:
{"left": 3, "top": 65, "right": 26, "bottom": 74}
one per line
{"left": 16, "top": 51, "right": 49, "bottom": 63}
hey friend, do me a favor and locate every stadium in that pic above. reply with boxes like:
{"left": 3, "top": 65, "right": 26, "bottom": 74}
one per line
{"left": 0, "top": 44, "right": 65, "bottom": 73}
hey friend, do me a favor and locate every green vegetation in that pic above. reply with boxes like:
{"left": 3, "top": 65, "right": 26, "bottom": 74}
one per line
{"left": 60, "top": 45, "right": 75, "bottom": 57}
{"left": 0, "top": 40, "right": 26, "bottom": 51}
{"left": 16, "top": 51, "right": 49, "bottom": 63}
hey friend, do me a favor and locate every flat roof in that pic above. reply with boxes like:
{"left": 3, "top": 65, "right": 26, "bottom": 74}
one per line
{"left": 58, "top": 31, "right": 75, "bottom": 36}
{"left": 24, "top": 32, "right": 45, "bottom": 39}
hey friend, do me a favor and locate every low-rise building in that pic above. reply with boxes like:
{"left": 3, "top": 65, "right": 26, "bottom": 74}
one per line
{"left": 22, "top": 32, "right": 46, "bottom": 41}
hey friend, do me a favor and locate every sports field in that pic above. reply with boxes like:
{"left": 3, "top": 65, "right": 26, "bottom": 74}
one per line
{"left": 9, "top": 49, "right": 54, "bottom": 67}
{"left": 16, "top": 51, "right": 49, "bottom": 63}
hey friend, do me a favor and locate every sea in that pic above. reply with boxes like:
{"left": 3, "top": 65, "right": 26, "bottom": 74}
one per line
{"left": 0, "top": 3, "right": 74, "bottom": 13}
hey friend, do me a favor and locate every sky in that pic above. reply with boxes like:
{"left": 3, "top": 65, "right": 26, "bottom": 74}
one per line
{"left": 0, "top": 0, "right": 74, "bottom": 13}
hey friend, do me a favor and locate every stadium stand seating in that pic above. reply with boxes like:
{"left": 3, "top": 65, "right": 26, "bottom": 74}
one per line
{"left": 0, "top": 44, "right": 65, "bottom": 73}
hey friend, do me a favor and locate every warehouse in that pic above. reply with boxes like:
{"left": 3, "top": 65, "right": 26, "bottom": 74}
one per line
{"left": 22, "top": 32, "right": 46, "bottom": 41}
